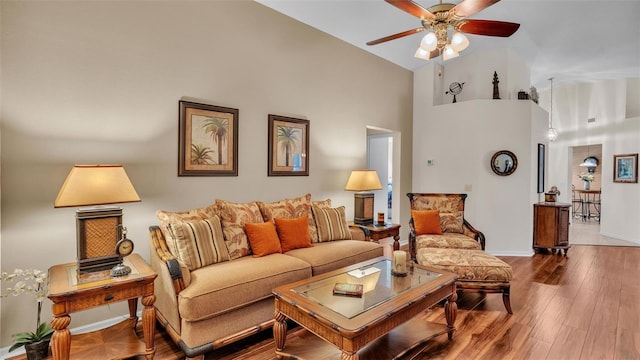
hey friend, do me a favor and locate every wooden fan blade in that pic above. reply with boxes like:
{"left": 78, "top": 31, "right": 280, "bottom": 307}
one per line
{"left": 452, "top": 0, "right": 500, "bottom": 18}
{"left": 385, "top": 0, "right": 435, "bottom": 20}
{"left": 458, "top": 19, "right": 520, "bottom": 37}
{"left": 367, "top": 27, "right": 424, "bottom": 46}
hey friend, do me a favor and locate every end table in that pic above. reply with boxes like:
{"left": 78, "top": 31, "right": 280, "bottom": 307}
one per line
{"left": 47, "top": 253, "right": 157, "bottom": 360}
{"left": 351, "top": 223, "right": 401, "bottom": 250}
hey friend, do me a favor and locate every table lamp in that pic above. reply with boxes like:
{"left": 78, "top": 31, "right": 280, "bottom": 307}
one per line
{"left": 345, "top": 170, "right": 382, "bottom": 225}
{"left": 54, "top": 165, "right": 140, "bottom": 274}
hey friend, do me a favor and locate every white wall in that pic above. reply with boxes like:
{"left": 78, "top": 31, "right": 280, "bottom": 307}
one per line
{"left": 438, "top": 48, "right": 531, "bottom": 104}
{"left": 541, "top": 79, "right": 640, "bottom": 243}
{"left": 0, "top": 1, "right": 414, "bottom": 347}
{"left": 413, "top": 52, "right": 547, "bottom": 256}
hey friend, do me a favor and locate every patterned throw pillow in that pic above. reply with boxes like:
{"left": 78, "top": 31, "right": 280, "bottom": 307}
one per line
{"left": 166, "top": 216, "right": 230, "bottom": 271}
{"left": 411, "top": 195, "right": 464, "bottom": 233}
{"left": 412, "top": 209, "right": 443, "bottom": 235}
{"left": 274, "top": 216, "right": 313, "bottom": 252}
{"left": 312, "top": 205, "right": 352, "bottom": 242}
{"left": 256, "top": 194, "right": 321, "bottom": 243}
{"left": 156, "top": 204, "right": 219, "bottom": 251}
{"left": 215, "top": 199, "right": 264, "bottom": 259}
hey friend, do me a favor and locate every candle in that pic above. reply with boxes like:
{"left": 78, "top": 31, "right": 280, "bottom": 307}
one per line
{"left": 392, "top": 250, "right": 407, "bottom": 275}
{"left": 377, "top": 212, "right": 385, "bottom": 225}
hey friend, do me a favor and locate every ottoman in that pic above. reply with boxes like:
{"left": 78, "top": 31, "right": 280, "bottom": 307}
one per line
{"left": 416, "top": 248, "right": 513, "bottom": 314}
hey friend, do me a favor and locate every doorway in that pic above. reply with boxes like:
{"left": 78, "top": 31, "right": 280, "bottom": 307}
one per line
{"left": 569, "top": 144, "right": 602, "bottom": 237}
{"left": 366, "top": 127, "right": 398, "bottom": 223}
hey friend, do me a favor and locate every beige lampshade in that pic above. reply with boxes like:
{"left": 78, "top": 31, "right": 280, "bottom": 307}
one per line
{"left": 345, "top": 170, "right": 383, "bottom": 191}
{"left": 54, "top": 165, "right": 141, "bottom": 207}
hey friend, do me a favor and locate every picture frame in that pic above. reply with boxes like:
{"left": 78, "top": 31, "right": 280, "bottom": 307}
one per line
{"left": 537, "top": 143, "right": 545, "bottom": 193}
{"left": 178, "top": 100, "right": 238, "bottom": 176}
{"left": 613, "top": 153, "right": 638, "bottom": 183}
{"left": 268, "top": 114, "right": 309, "bottom": 176}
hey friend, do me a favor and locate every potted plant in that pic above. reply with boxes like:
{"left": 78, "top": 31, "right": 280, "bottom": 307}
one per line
{"left": 1, "top": 268, "right": 54, "bottom": 360}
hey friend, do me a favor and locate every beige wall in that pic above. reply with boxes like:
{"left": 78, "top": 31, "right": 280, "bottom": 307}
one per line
{"left": 0, "top": 1, "right": 413, "bottom": 347}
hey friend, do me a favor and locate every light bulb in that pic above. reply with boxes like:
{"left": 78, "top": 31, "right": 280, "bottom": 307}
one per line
{"left": 419, "top": 32, "right": 437, "bottom": 52}
{"left": 414, "top": 48, "right": 430, "bottom": 60}
{"left": 547, "top": 127, "right": 558, "bottom": 141}
{"left": 442, "top": 44, "right": 459, "bottom": 61}
{"left": 451, "top": 31, "right": 469, "bottom": 52}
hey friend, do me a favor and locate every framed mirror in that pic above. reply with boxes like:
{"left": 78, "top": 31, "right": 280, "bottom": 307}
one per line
{"left": 491, "top": 150, "right": 518, "bottom": 176}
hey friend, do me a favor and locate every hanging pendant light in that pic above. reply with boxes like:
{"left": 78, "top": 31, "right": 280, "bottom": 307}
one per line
{"left": 548, "top": 77, "right": 559, "bottom": 141}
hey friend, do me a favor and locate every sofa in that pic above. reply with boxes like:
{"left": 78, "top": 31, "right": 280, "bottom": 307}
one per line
{"left": 149, "top": 193, "right": 384, "bottom": 359}
{"left": 406, "top": 193, "right": 513, "bottom": 314}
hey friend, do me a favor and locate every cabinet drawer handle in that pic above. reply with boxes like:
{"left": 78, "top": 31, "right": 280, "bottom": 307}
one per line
{"left": 104, "top": 294, "right": 114, "bottom": 301}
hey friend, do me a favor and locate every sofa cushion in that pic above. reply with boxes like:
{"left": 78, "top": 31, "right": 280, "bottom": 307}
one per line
{"left": 216, "top": 200, "right": 264, "bottom": 259}
{"left": 166, "top": 216, "right": 230, "bottom": 271}
{"left": 412, "top": 209, "right": 443, "bottom": 235}
{"left": 416, "top": 248, "right": 512, "bottom": 283}
{"left": 244, "top": 221, "right": 282, "bottom": 257}
{"left": 312, "top": 205, "right": 352, "bottom": 242}
{"left": 416, "top": 233, "right": 482, "bottom": 250}
{"left": 178, "top": 254, "right": 311, "bottom": 321}
{"left": 274, "top": 216, "right": 313, "bottom": 252}
{"left": 256, "top": 193, "right": 322, "bottom": 243}
{"left": 285, "top": 240, "right": 383, "bottom": 275}
{"left": 156, "top": 204, "right": 219, "bottom": 251}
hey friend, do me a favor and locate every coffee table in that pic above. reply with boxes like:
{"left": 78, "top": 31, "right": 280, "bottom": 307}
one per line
{"left": 273, "top": 256, "right": 457, "bottom": 360}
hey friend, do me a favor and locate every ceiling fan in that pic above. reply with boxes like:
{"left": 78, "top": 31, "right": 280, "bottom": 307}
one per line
{"left": 367, "top": 0, "right": 520, "bottom": 61}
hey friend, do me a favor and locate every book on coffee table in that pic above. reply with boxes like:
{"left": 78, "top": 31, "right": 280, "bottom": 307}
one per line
{"left": 333, "top": 283, "right": 363, "bottom": 297}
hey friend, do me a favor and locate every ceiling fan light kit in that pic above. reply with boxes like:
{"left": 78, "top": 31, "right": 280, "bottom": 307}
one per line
{"left": 442, "top": 44, "right": 460, "bottom": 60}
{"left": 368, "top": 0, "right": 520, "bottom": 61}
{"left": 451, "top": 31, "right": 470, "bottom": 51}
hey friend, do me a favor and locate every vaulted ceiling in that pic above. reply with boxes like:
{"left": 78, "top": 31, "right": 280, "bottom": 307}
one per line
{"left": 257, "top": 0, "right": 640, "bottom": 90}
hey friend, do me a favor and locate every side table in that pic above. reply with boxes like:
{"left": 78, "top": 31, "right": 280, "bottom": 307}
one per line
{"left": 352, "top": 223, "right": 401, "bottom": 250}
{"left": 47, "top": 253, "right": 157, "bottom": 360}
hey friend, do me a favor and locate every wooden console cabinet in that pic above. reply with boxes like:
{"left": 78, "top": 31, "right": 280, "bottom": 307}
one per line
{"left": 533, "top": 202, "right": 571, "bottom": 255}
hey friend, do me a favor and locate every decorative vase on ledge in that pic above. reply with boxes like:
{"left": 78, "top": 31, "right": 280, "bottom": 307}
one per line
{"left": 583, "top": 180, "right": 590, "bottom": 190}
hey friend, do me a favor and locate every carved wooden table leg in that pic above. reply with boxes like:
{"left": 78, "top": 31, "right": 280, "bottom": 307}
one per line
{"left": 51, "top": 314, "right": 71, "bottom": 360}
{"left": 341, "top": 351, "right": 359, "bottom": 360}
{"left": 128, "top": 298, "right": 138, "bottom": 319}
{"left": 445, "top": 292, "right": 458, "bottom": 340}
{"left": 393, "top": 234, "right": 400, "bottom": 251}
{"left": 141, "top": 294, "right": 156, "bottom": 359}
{"left": 273, "top": 311, "right": 288, "bottom": 351}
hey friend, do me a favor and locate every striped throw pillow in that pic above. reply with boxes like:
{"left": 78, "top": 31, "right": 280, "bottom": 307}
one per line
{"left": 167, "top": 216, "right": 230, "bottom": 270}
{"left": 312, "top": 205, "right": 352, "bottom": 242}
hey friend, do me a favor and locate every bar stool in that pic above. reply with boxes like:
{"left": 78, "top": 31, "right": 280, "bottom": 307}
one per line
{"left": 592, "top": 192, "right": 601, "bottom": 222}
{"left": 571, "top": 186, "right": 583, "bottom": 220}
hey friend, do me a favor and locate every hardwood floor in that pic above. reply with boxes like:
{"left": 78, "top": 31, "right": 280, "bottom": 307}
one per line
{"left": 149, "top": 245, "right": 640, "bottom": 360}
{"left": 11, "top": 245, "right": 639, "bottom": 360}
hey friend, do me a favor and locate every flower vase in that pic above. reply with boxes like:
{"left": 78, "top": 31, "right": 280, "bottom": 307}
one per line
{"left": 583, "top": 180, "right": 590, "bottom": 190}
{"left": 24, "top": 340, "right": 50, "bottom": 360}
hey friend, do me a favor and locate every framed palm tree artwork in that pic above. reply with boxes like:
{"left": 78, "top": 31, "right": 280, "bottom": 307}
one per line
{"left": 268, "top": 114, "right": 309, "bottom": 176}
{"left": 178, "top": 100, "right": 239, "bottom": 176}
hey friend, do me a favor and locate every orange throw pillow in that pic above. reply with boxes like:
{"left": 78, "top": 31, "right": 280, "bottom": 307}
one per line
{"left": 244, "top": 221, "right": 282, "bottom": 257}
{"left": 412, "top": 210, "right": 443, "bottom": 235}
{"left": 274, "top": 216, "right": 313, "bottom": 253}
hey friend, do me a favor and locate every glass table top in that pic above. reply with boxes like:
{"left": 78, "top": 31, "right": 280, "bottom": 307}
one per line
{"left": 291, "top": 259, "right": 442, "bottom": 319}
